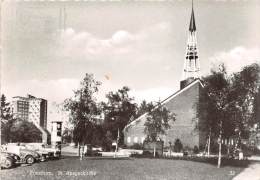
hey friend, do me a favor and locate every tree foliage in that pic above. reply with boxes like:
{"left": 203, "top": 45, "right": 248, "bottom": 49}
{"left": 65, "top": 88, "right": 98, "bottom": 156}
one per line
{"left": 173, "top": 139, "right": 183, "bottom": 152}
{"left": 197, "top": 63, "right": 260, "bottom": 143}
{"left": 1, "top": 94, "right": 12, "bottom": 120}
{"left": 64, "top": 73, "right": 101, "bottom": 144}
{"left": 2, "top": 118, "right": 42, "bottom": 143}
{"left": 1, "top": 94, "right": 14, "bottom": 143}
{"left": 136, "top": 100, "right": 154, "bottom": 117}
{"left": 62, "top": 127, "right": 73, "bottom": 143}
{"left": 102, "top": 86, "right": 137, "bottom": 145}
{"left": 144, "top": 102, "right": 176, "bottom": 141}
{"left": 230, "top": 63, "right": 260, "bottom": 135}
{"left": 9, "top": 119, "right": 42, "bottom": 142}
{"left": 198, "top": 65, "right": 233, "bottom": 139}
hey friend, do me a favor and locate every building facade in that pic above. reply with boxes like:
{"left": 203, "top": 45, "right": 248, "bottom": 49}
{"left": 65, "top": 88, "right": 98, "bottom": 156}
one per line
{"left": 12, "top": 96, "right": 30, "bottom": 121}
{"left": 123, "top": 3, "right": 207, "bottom": 149}
{"left": 28, "top": 96, "right": 48, "bottom": 129}
{"left": 12, "top": 94, "right": 50, "bottom": 144}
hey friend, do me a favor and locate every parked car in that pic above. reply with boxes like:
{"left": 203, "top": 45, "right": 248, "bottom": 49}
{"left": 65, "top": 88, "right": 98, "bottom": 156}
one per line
{"left": 19, "top": 146, "right": 41, "bottom": 164}
{"left": 1, "top": 152, "right": 20, "bottom": 169}
{"left": 83, "top": 145, "right": 102, "bottom": 156}
{"left": 6, "top": 144, "right": 41, "bottom": 165}
{"left": 41, "top": 145, "right": 61, "bottom": 158}
{"left": 20, "top": 144, "right": 49, "bottom": 162}
{"left": 92, "top": 146, "right": 103, "bottom": 152}
{"left": 20, "top": 143, "right": 60, "bottom": 159}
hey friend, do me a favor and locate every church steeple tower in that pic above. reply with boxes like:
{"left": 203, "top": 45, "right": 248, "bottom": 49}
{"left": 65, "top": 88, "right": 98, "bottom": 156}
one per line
{"left": 181, "top": 0, "right": 200, "bottom": 89}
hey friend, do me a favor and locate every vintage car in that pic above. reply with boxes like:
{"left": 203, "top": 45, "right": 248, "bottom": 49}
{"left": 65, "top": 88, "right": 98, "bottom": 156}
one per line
{"left": 6, "top": 144, "right": 41, "bottom": 164}
{"left": 20, "top": 144, "right": 49, "bottom": 162}
{"left": 22, "top": 143, "right": 61, "bottom": 159}
{"left": 92, "top": 146, "right": 103, "bottom": 152}
{"left": 82, "top": 144, "right": 102, "bottom": 156}
{"left": 42, "top": 147, "right": 61, "bottom": 158}
{"left": 1, "top": 152, "right": 20, "bottom": 169}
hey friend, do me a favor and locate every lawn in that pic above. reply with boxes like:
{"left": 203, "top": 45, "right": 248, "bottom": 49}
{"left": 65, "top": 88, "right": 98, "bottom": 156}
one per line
{"left": 1, "top": 157, "right": 245, "bottom": 180}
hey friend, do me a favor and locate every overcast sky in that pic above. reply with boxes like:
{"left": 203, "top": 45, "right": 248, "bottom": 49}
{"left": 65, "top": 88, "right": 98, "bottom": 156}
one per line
{"left": 1, "top": 0, "right": 260, "bottom": 106}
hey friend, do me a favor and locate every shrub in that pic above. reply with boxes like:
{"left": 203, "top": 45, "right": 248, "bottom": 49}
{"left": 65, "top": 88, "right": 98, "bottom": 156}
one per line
{"left": 193, "top": 146, "right": 199, "bottom": 154}
{"left": 140, "top": 151, "right": 159, "bottom": 158}
{"left": 173, "top": 139, "right": 183, "bottom": 152}
{"left": 128, "top": 143, "right": 143, "bottom": 150}
{"left": 120, "top": 144, "right": 127, "bottom": 149}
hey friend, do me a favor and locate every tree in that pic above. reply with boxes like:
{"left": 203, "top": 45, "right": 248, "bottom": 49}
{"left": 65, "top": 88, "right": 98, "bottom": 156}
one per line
{"left": 229, "top": 63, "right": 260, "bottom": 140}
{"left": 102, "top": 86, "right": 137, "bottom": 145}
{"left": 253, "top": 88, "right": 260, "bottom": 129}
{"left": 144, "top": 102, "right": 176, "bottom": 141}
{"left": 1, "top": 94, "right": 12, "bottom": 120}
{"left": 62, "top": 127, "right": 73, "bottom": 143}
{"left": 91, "top": 124, "right": 107, "bottom": 148}
{"left": 136, "top": 100, "right": 154, "bottom": 117}
{"left": 173, "top": 139, "right": 183, "bottom": 152}
{"left": 1, "top": 94, "right": 13, "bottom": 143}
{"left": 64, "top": 73, "right": 101, "bottom": 145}
{"left": 103, "top": 131, "right": 113, "bottom": 151}
{"left": 8, "top": 119, "right": 42, "bottom": 143}
{"left": 144, "top": 102, "right": 176, "bottom": 157}
{"left": 197, "top": 63, "right": 260, "bottom": 168}
{"left": 197, "top": 64, "right": 233, "bottom": 168}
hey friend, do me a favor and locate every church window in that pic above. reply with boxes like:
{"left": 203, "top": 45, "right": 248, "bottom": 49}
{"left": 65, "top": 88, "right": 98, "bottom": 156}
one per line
{"left": 134, "top": 137, "right": 138, "bottom": 143}
{"left": 127, "top": 137, "right": 131, "bottom": 143}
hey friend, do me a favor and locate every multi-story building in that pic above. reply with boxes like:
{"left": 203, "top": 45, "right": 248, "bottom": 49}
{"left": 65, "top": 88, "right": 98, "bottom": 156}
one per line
{"left": 28, "top": 95, "right": 48, "bottom": 129}
{"left": 12, "top": 96, "right": 30, "bottom": 121}
{"left": 12, "top": 94, "right": 50, "bottom": 144}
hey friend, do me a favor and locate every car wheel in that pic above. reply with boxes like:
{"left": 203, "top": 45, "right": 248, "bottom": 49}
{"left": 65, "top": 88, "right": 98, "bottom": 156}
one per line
{"left": 26, "top": 155, "right": 35, "bottom": 164}
{"left": 40, "top": 155, "right": 46, "bottom": 162}
{"left": 3, "top": 158, "right": 13, "bottom": 169}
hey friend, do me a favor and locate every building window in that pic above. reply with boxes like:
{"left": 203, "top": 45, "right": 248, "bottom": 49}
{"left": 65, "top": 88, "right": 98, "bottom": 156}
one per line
{"left": 127, "top": 137, "right": 131, "bottom": 143}
{"left": 134, "top": 137, "right": 138, "bottom": 143}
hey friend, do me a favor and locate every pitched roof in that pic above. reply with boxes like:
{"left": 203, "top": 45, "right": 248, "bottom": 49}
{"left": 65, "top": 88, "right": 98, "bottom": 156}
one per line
{"left": 124, "top": 79, "right": 203, "bottom": 130}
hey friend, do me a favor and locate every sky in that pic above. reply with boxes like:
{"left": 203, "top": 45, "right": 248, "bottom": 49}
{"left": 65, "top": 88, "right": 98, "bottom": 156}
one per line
{"left": 1, "top": 0, "right": 260, "bottom": 108}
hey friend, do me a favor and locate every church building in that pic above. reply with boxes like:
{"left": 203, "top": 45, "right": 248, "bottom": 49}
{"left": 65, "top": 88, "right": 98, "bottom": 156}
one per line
{"left": 123, "top": 3, "right": 207, "bottom": 149}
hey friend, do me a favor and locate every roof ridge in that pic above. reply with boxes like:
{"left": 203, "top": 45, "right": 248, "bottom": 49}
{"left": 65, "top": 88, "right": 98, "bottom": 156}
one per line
{"left": 124, "top": 79, "right": 203, "bottom": 130}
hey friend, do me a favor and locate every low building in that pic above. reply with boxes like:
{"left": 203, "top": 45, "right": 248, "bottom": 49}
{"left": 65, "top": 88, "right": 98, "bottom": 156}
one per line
{"left": 124, "top": 79, "right": 206, "bottom": 149}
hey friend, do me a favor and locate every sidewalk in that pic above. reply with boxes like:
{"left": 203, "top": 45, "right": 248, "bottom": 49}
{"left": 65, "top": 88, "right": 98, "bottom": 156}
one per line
{"left": 233, "top": 162, "right": 260, "bottom": 180}
{"left": 248, "top": 155, "right": 260, "bottom": 161}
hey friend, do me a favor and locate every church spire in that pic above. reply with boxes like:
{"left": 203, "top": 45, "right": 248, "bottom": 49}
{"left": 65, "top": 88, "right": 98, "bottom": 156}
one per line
{"left": 189, "top": 1, "right": 196, "bottom": 32}
{"left": 181, "top": 0, "right": 200, "bottom": 89}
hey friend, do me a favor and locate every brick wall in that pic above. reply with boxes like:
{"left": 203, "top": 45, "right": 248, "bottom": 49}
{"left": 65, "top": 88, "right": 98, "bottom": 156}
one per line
{"left": 124, "top": 81, "right": 206, "bottom": 149}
